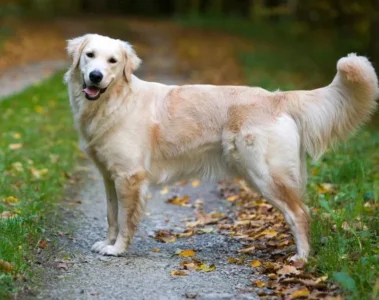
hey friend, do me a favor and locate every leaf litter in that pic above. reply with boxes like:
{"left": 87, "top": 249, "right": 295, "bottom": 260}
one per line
{"left": 160, "top": 180, "right": 341, "bottom": 298}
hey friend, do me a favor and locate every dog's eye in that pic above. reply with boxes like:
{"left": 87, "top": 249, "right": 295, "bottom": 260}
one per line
{"left": 108, "top": 58, "right": 117, "bottom": 64}
{"left": 86, "top": 52, "right": 95, "bottom": 58}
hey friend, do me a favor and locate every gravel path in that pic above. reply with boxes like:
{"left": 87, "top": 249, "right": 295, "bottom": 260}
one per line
{"left": 38, "top": 166, "right": 259, "bottom": 300}
{"left": 11, "top": 25, "right": 260, "bottom": 300}
{"left": 0, "top": 60, "right": 68, "bottom": 100}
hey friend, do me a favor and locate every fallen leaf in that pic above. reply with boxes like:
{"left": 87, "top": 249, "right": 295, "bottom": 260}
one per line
{"left": 254, "top": 279, "right": 265, "bottom": 287}
{"left": 227, "top": 195, "right": 239, "bottom": 202}
{"left": 268, "top": 273, "right": 278, "bottom": 280}
{"left": 166, "top": 195, "right": 190, "bottom": 206}
{"left": 11, "top": 162, "right": 24, "bottom": 172}
{"left": 0, "top": 211, "right": 17, "bottom": 219}
{"left": 238, "top": 245, "right": 256, "bottom": 254}
{"left": 197, "top": 262, "right": 215, "bottom": 272}
{"left": 197, "top": 227, "right": 215, "bottom": 234}
{"left": 0, "top": 259, "right": 13, "bottom": 272}
{"left": 278, "top": 265, "right": 300, "bottom": 276}
{"left": 13, "top": 132, "right": 21, "bottom": 139}
{"left": 153, "top": 230, "right": 176, "bottom": 243}
{"left": 191, "top": 180, "right": 200, "bottom": 187}
{"left": 250, "top": 260, "right": 262, "bottom": 267}
{"left": 228, "top": 257, "right": 245, "bottom": 265}
{"left": 180, "top": 259, "right": 215, "bottom": 272}
{"left": 171, "top": 270, "right": 188, "bottom": 276}
{"left": 1, "top": 196, "right": 20, "bottom": 205}
{"left": 152, "top": 248, "right": 160, "bottom": 252}
{"left": 9, "top": 143, "right": 23, "bottom": 150}
{"left": 317, "top": 183, "right": 336, "bottom": 194}
{"left": 179, "top": 249, "right": 196, "bottom": 257}
{"left": 38, "top": 239, "right": 48, "bottom": 249}
{"left": 288, "top": 287, "right": 310, "bottom": 299}
{"left": 180, "top": 260, "right": 197, "bottom": 271}
{"left": 30, "top": 167, "right": 48, "bottom": 179}
{"left": 176, "top": 229, "right": 196, "bottom": 238}
{"left": 253, "top": 229, "right": 278, "bottom": 239}
{"left": 186, "top": 211, "right": 225, "bottom": 228}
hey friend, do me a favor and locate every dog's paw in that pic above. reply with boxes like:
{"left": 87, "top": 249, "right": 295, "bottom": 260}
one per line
{"left": 99, "top": 245, "right": 125, "bottom": 256}
{"left": 91, "top": 240, "right": 109, "bottom": 253}
{"left": 289, "top": 254, "right": 308, "bottom": 263}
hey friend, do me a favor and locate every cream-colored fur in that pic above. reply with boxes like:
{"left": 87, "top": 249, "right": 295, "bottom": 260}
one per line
{"left": 65, "top": 34, "right": 378, "bottom": 261}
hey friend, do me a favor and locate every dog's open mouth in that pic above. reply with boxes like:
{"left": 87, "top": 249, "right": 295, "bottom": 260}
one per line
{"left": 82, "top": 82, "right": 107, "bottom": 101}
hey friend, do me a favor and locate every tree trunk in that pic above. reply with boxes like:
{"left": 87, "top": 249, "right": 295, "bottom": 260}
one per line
{"left": 370, "top": 0, "right": 379, "bottom": 71}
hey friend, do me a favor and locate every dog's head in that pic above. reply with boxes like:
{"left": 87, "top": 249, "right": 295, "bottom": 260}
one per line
{"left": 66, "top": 34, "right": 141, "bottom": 101}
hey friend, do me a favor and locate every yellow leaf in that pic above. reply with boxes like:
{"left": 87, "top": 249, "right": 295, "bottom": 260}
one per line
{"left": 171, "top": 270, "right": 188, "bottom": 276}
{"left": 228, "top": 257, "right": 244, "bottom": 265}
{"left": 268, "top": 273, "right": 278, "bottom": 280}
{"left": 152, "top": 248, "right": 160, "bottom": 252}
{"left": 226, "top": 195, "right": 239, "bottom": 202}
{"left": 191, "top": 180, "right": 200, "bottom": 187}
{"left": 166, "top": 195, "right": 190, "bottom": 206}
{"left": 254, "top": 280, "right": 265, "bottom": 288}
{"left": 317, "top": 183, "right": 336, "bottom": 194}
{"left": 179, "top": 249, "right": 196, "bottom": 257}
{"left": 34, "top": 105, "right": 44, "bottom": 114}
{"left": 197, "top": 263, "right": 215, "bottom": 272}
{"left": 254, "top": 229, "right": 278, "bottom": 239}
{"left": 1, "top": 196, "right": 20, "bottom": 205}
{"left": 9, "top": 143, "right": 23, "bottom": 150}
{"left": 250, "top": 260, "right": 262, "bottom": 267}
{"left": 13, "top": 132, "right": 21, "bottom": 139}
{"left": 289, "top": 287, "right": 310, "bottom": 299}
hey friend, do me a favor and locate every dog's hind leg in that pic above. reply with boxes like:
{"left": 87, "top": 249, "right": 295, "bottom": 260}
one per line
{"left": 99, "top": 171, "right": 148, "bottom": 256}
{"left": 230, "top": 116, "right": 310, "bottom": 261}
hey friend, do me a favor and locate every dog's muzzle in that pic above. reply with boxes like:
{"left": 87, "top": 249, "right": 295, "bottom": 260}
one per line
{"left": 82, "top": 80, "right": 108, "bottom": 101}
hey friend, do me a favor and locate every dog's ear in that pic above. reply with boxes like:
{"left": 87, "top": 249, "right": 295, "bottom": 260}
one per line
{"left": 122, "top": 41, "right": 141, "bottom": 82}
{"left": 67, "top": 35, "right": 89, "bottom": 70}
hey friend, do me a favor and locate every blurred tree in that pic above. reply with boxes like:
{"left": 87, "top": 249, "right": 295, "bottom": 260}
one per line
{"left": 370, "top": 0, "right": 379, "bottom": 69}
{"left": 1, "top": 0, "right": 378, "bottom": 67}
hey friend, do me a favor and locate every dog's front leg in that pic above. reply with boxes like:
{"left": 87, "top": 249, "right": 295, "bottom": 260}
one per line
{"left": 99, "top": 171, "right": 147, "bottom": 256}
{"left": 92, "top": 177, "right": 119, "bottom": 253}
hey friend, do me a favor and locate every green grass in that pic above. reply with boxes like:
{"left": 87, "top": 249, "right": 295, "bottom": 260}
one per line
{"left": 308, "top": 131, "right": 379, "bottom": 299}
{"left": 0, "top": 73, "right": 78, "bottom": 297}
{"left": 179, "top": 16, "right": 379, "bottom": 299}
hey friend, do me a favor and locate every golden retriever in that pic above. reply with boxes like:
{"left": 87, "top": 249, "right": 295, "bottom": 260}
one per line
{"left": 65, "top": 34, "right": 378, "bottom": 261}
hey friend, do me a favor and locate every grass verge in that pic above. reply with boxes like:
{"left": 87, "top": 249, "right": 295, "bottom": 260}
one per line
{"left": 0, "top": 73, "right": 77, "bottom": 297}
{"left": 180, "top": 16, "right": 379, "bottom": 299}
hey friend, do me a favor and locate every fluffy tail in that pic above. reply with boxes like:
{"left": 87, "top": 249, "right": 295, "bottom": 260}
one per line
{"left": 287, "top": 53, "right": 378, "bottom": 160}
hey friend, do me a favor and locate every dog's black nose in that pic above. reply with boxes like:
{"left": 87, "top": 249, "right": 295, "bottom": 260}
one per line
{"left": 89, "top": 70, "right": 103, "bottom": 84}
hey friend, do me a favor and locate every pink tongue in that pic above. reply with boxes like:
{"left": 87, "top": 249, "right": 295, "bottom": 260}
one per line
{"left": 83, "top": 87, "right": 100, "bottom": 96}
